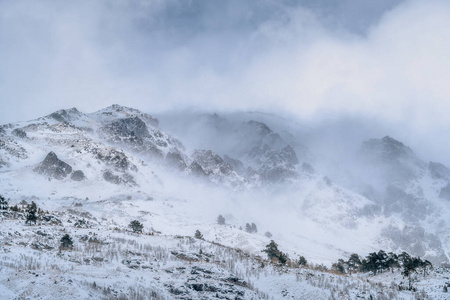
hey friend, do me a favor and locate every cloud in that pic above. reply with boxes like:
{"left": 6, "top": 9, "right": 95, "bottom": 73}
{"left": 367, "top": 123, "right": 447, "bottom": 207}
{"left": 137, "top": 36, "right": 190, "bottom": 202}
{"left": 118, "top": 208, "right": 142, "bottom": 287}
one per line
{"left": 0, "top": 0, "right": 449, "bottom": 137}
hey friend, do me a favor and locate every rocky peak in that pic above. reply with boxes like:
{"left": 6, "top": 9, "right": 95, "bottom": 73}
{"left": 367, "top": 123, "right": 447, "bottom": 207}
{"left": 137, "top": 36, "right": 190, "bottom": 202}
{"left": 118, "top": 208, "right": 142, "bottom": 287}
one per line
{"left": 34, "top": 152, "right": 73, "bottom": 180}
{"left": 360, "top": 136, "right": 418, "bottom": 163}
{"left": 48, "top": 107, "right": 83, "bottom": 123}
{"left": 187, "top": 161, "right": 208, "bottom": 178}
{"left": 107, "top": 117, "right": 151, "bottom": 140}
{"left": 358, "top": 136, "right": 426, "bottom": 189}
{"left": 202, "top": 113, "right": 231, "bottom": 132}
{"left": 95, "top": 105, "right": 159, "bottom": 127}
{"left": 244, "top": 120, "right": 273, "bottom": 136}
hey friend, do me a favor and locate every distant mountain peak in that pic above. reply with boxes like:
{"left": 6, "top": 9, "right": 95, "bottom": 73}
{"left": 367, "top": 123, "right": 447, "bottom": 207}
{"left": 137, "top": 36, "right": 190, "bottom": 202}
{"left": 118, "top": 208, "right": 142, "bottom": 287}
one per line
{"left": 47, "top": 107, "right": 84, "bottom": 123}
{"left": 361, "top": 136, "right": 416, "bottom": 162}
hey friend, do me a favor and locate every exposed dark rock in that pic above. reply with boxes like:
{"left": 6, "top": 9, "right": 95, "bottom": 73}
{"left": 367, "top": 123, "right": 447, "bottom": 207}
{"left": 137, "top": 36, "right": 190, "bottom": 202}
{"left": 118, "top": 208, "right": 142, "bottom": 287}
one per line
{"left": 0, "top": 157, "right": 8, "bottom": 168}
{"left": 48, "top": 108, "right": 82, "bottom": 123}
{"left": 95, "top": 149, "right": 135, "bottom": 172}
{"left": 12, "top": 128, "right": 27, "bottom": 139}
{"left": 71, "top": 170, "right": 85, "bottom": 181}
{"left": 0, "top": 138, "right": 28, "bottom": 160}
{"left": 248, "top": 144, "right": 299, "bottom": 183}
{"left": 31, "top": 242, "right": 54, "bottom": 251}
{"left": 187, "top": 161, "right": 208, "bottom": 178}
{"left": 361, "top": 136, "right": 415, "bottom": 161}
{"left": 34, "top": 152, "right": 72, "bottom": 179}
{"left": 103, "top": 170, "right": 121, "bottom": 184}
{"left": 165, "top": 150, "right": 187, "bottom": 171}
{"left": 429, "top": 162, "right": 450, "bottom": 181}
{"left": 106, "top": 116, "right": 151, "bottom": 141}
{"left": 193, "top": 150, "right": 234, "bottom": 176}
{"left": 103, "top": 170, "right": 136, "bottom": 186}
{"left": 102, "top": 116, "right": 164, "bottom": 158}
{"left": 105, "top": 104, "right": 159, "bottom": 127}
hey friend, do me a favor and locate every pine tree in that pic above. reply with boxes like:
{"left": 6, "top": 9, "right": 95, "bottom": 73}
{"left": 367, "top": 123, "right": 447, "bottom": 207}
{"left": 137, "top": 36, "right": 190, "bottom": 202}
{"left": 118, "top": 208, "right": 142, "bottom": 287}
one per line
{"left": 263, "top": 240, "right": 280, "bottom": 260}
{"left": 332, "top": 259, "right": 347, "bottom": 274}
{"left": 0, "top": 194, "right": 8, "bottom": 210}
{"left": 347, "top": 253, "right": 361, "bottom": 274}
{"left": 251, "top": 223, "right": 257, "bottom": 233}
{"left": 25, "top": 201, "right": 37, "bottom": 225}
{"left": 217, "top": 215, "right": 225, "bottom": 225}
{"left": 298, "top": 256, "right": 307, "bottom": 266}
{"left": 195, "top": 230, "right": 203, "bottom": 239}
{"left": 245, "top": 222, "right": 257, "bottom": 233}
{"left": 60, "top": 234, "right": 74, "bottom": 250}
{"left": 129, "top": 220, "right": 144, "bottom": 233}
{"left": 262, "top": 240, "right": 288, "bottom": 264}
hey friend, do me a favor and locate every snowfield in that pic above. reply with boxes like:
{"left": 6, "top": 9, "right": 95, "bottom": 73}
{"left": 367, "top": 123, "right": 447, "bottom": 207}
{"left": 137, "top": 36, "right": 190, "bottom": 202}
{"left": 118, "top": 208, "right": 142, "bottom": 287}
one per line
{"left": 1, "top": 197, "right": 449, "bottom": 299}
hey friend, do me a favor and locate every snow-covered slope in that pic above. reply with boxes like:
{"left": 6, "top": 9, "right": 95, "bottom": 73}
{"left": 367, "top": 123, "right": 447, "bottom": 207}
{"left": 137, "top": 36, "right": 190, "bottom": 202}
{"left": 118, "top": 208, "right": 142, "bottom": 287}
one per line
{"left": 1, "top": 105, "right": 450, "bottom": 299}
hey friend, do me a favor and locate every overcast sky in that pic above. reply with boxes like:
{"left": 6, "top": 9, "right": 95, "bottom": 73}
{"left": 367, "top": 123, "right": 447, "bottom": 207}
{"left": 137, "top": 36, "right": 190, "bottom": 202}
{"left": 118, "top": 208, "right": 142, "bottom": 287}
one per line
{"left": 1, "top": 0, "right": 449, "bottom": 138}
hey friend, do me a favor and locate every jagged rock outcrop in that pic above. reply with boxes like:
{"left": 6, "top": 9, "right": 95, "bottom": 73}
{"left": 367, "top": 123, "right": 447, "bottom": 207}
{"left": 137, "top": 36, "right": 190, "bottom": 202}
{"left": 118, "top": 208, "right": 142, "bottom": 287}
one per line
{"left": 101, "top": 116, "right": 183, "bottom": 159}
{"left": 105, "top": 116, "right": 151, "bottom": 142}
{"left": 165, "top": 150, "right": 187, "bottom": 171}
{"left": 248, "top": 144, "right": 299, "bottom": 183}
{"left": 48, "top": 107, "right": 83, "bottom": 123}
{"left": 12, "top": 128, "right": 27, "bottom": 139}
{"left": 94, "top": 148, "right": 136, "bottom": 172}
{"left": 192, "top": 150, "right": 233, "bottom": 176}
{"left": 187, "top": 161, "right": 208, "bottom": 178}
{"left": 34, "top": 152, "right": 72, "bottom": 179}
{"left": 71, "top": 170, "right": 86, "bottom": 181}
{"left": 103, "top": 170, "right": 136, "bottom": 186}
{"left": 190, "top": 150, "right": 248, "bottom": 187}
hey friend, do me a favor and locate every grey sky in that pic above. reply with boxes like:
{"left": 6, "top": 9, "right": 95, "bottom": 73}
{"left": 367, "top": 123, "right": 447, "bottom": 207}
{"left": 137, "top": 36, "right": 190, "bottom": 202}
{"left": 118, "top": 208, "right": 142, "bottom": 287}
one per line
{"left": 1, "top": 0, "right": 449, "bottom": 136}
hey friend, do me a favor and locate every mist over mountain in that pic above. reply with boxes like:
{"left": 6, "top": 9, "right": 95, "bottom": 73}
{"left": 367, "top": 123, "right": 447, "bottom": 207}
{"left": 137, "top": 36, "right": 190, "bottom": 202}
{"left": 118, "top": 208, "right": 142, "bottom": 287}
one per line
{"left": 1, "top": 105, "right": 449, "bottom": 265}
{"left": 2, "top": 0, "right": 450, "bottom": 298}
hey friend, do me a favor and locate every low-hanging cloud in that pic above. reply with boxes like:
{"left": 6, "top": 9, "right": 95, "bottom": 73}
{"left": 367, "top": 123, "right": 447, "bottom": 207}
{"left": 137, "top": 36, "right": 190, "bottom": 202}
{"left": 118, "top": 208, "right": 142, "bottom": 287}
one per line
{"left": 1, "top": 0, "right": 449, "bottom": 137}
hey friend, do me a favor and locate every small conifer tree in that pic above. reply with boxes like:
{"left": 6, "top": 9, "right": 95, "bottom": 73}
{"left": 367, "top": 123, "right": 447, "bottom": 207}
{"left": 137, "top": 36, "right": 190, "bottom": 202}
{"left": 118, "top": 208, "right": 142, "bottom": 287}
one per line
{"left": 25, "top": 201, "right": 37, "bottom": 225}
{"left": 262, "top": 240, "right": 288, "bottom": 264}
{"left": 0, "top": 195, "right": 8, "bottom": 210}
{"left": 129, "top": 220, "right": 144, "bottom": 233}
{"left": 298, "top": 256, "right": 307, "bottom": 266}
{"left": 60, "top": 234, "right": 74, "bottom": 250}
{"left": 195, "top": 230, "right": 203, "bottom": 239}
{"left": 217, "top": 214, "right": 225, "bottom": 225}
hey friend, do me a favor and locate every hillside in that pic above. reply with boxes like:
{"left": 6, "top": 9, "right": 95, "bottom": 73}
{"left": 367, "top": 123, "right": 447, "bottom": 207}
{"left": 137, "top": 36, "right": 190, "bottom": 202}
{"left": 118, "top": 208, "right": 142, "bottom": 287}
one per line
{"left": 1, "top": 105, "right": 450, "bottom": 299}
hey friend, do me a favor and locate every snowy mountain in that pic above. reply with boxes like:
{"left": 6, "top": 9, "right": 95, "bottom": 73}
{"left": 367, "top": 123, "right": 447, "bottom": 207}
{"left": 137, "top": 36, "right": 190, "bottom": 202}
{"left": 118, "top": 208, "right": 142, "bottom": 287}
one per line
{"left": 1, "top": 105, "right": 450, "bottom": 299}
